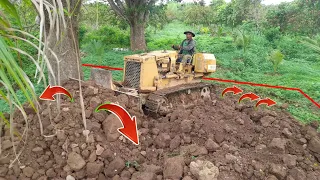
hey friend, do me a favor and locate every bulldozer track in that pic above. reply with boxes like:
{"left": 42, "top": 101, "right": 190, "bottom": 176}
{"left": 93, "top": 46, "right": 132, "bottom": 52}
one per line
{"left": 145, "top": 82, "right": 212, "bottom": 115}
{"left": 152, "top": 82, "right": 212, "bottom": 96}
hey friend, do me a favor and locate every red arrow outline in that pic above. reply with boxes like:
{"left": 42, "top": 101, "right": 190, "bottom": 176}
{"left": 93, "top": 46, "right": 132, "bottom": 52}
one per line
{"left": 96, "top": 102, "right": 139, "bottom": 145}
{"left": 222, "top": 86, "right": 243, "bottom": 96}
{"left": 239, "top": 93, "right": 260, "bottom": 103}
{"left": 203, "top": 77, "right": 320, "bottom": 109}
{"left": 39, "top": 85, "right": 73, "bottom": 102}
{"left": 80, "top": 63, "right": 320, "bottom": 109}
{"left": 256, "top": 98, "right": 277, "bottom": 107}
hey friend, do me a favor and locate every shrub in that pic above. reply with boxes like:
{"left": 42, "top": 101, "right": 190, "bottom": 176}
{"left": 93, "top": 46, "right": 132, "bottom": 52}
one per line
{"left": 83, "top": 40, "right": 105, "bottom": 64}
{"left": 263, "top": 27, "right": 281, "bottom": 42}
{"left": 79, "top": 25, "right": 87, "bottom": 44}
{"left": 209, "top": 26, "right": 225, "bottom": 37}
{"left": 217, "top": 26, "right": 224, "bottom": 37}
{"left": 200, "top": 27, "right": 210, "bottom": 34}
{"left": 275, "top": 36, "right": 316, "bottom": 60}
{"left": 233, "top": 30, "right": 251, "bottom": 53}
{"left": 268, "top": 49, "right": 284, "bottom": 72}
{"left": 301, "top": 36, "right": 320, "bottom": 55}
{"left": 196, "top": 36, "right": 236, "bottom": 53}
{"left": 147, "top": 37, "right": 180, "bottom": 51}
{"left": 82, "top": 26, "right": 130, "bottom": 49}
{"left": 241, "top": 21, "right": 256, "bottom": 33}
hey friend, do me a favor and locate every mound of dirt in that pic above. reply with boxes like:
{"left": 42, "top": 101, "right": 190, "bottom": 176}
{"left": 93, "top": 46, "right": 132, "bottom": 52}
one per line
{"left": 0, "top": 80, "right": 319, "bottom": 180}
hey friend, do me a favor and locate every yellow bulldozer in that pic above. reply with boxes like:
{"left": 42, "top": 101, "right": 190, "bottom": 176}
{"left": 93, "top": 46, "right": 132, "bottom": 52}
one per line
{"left": 98, "top": 50, "right": 217, "bottom": 115}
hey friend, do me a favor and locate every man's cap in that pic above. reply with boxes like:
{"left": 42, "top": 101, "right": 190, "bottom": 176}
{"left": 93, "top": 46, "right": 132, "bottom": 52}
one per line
{"left": 184, "top": 31, "right": 195, "bottom": 37}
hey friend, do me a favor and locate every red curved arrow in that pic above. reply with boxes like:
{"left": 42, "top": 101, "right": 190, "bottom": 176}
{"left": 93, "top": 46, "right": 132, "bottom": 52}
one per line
{"left": 39, "top": 85, "right": 73, "bottom": 102}
{"left": 256, "top": 98, "right": 276, "bottom": 107}
{"left": 222, "top": 86, "right": 243, "bottom": 96}
{"left": 96, "top": 103, "right": 139, "bottom": 145}
{"left": 239, "top": 93, "right": 260, "bottom": 103}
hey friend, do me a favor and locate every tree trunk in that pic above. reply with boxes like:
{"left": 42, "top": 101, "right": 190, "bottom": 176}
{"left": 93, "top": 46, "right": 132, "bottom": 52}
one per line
{"left": 130, "top": 21, "right": 147, "bottom": 51}
{"left": 45, "top": 0, "right": 82, "bottom": 86}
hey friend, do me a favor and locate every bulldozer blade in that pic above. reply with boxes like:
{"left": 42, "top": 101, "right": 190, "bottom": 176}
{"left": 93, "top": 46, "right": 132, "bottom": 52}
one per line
{"left": 90, "top": 68, "right": 115, "bottom": 90}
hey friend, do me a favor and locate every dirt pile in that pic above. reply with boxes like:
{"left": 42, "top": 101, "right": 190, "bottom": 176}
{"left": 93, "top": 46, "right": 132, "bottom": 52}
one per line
{"left": 0, "top": 80, "right": 319, "bottom": 180}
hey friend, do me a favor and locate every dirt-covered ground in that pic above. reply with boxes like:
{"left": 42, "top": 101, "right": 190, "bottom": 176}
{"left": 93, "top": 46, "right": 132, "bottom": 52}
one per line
{"left": 0, "top": 80, "right": 320, "bottom": 180}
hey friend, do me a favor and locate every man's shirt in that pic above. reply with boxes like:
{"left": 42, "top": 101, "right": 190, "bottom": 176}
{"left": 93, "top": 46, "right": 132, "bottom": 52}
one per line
{"left": 181, "top": 39, "right": 196, "bottom": 55}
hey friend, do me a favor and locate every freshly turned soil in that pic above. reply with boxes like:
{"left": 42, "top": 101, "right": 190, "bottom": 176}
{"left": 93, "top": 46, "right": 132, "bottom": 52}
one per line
{"left": 0, "top": 80, "right": 319, "bottom": 180}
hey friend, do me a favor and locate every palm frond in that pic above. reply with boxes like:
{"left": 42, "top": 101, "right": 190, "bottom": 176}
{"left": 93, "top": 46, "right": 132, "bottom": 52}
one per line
{"left": 301, "top": 38, "right": 320, "bottom": 54}
{"left": 0, "top": 0, "right": 65, "bottom": 140}
{"left": 0, "top": 0, "right": 22, "bottom": 27}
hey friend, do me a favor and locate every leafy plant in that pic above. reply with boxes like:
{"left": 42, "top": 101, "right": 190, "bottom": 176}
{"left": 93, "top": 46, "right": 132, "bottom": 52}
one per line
{"left": 125, "top": 161, "right": 140, "bottom": 168}
{"left": 191, "top": 155, "right": 198, "bottom": 159}
{"left": 263, "top": 27, "right": 281, "bottom": 42}
{"left": 82, "top": 25, "right": 130, "bottom": 49}
{"left": 83, "top": 40, "right": 105, "bottom": 64}
{"left": 0, "top": 0, "right": 68, "bottom": 167}
{"left": 233, "top": 30, "right": 251, "bottom": 53}
{"left": 200, "top": 27, "right": 210, "bottom": 34}
{"left": 217, "top": 26, "right": 224, "bottom": 37}
{"left": 268, "top": 49, "right": 284, "bottom": 72}
{"left": 301, "top": 36, "right": 320, "bottom": 55}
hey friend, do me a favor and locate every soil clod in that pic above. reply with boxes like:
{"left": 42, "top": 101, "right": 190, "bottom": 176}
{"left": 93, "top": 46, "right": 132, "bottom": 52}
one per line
{"left": 1, "top": 81, "right": 319, "bottom": 179}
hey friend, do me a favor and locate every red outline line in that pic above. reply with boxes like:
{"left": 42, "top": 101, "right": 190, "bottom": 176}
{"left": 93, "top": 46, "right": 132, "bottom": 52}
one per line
{"left": 80, "top": 64, "right": 319, "bottom": 109}
{"left": 82, "top": 63, "right": 123, "bottom": 71}
{"left": 202, "top": 77, "right": 320, "bottom": 109}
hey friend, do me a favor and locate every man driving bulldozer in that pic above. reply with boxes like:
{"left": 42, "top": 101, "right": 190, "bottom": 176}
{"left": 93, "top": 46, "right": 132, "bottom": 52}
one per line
{"left": 172, "top": 31, "right": 196, "bottom": 73}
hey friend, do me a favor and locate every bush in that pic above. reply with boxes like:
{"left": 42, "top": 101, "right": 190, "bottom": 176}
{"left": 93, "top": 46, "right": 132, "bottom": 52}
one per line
{"left": 79, "top": 25, "right": 87, "bottom": 44}
{"left": 233, "top": 30, "right": 251, "bottom": 53}
{"left": 82, "top": 26, "right": 130, "bottom": 49}
{"left": 263, "top": 27, "right": 281, "bottom": 42}
{"left": 275, "top": 36, "right": 316, "bottom": 61}
{"left": 209, "top": 26, "right": 226, "bottom": 37}
{"left": 268, "top": 49, "right": 284, "bottom": 72}
{"left": 147, "top": 37, "right": 180, "bottom": 51}
{"left": 241, "top": 21, "right": 257, "bottom": 33}
{"left": 196, "top": 36, "right": 236, "bottom": 53}
{"left": 83, "top": 40, "right": 105, "bottom": 64}
{"left": 200, "top": 27, "right": 210, "bottom": 34}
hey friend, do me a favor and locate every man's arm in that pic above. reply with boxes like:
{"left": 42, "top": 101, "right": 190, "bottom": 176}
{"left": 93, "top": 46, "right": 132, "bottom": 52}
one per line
{"left": 172, "top": 45, "right": 181, "bottom": 50}
{"left": 181, "top": 40, "right": 195, "bottom": 51}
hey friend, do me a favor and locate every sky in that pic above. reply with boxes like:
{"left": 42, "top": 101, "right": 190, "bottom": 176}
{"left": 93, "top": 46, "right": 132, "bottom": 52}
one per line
{"left": 183, "top": 0, "right": 294, "bottom": 5}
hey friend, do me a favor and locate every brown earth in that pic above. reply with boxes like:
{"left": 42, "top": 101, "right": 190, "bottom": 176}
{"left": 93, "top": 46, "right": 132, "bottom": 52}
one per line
{"left": 0, "top": 80, "right": 320, "bottom": 180}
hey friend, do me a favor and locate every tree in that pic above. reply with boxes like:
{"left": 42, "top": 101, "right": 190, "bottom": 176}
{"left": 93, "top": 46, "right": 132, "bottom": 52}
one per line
{"left": 148, "top": 4, "right": 169, "bottom": 33}
{"left": 80, "top": 2, "right": 128, "bottom": 30}
{"left": 0, "top": 0, "right": 82, "bottom": 162}
{"left": 296, "top": 0, "right": 320, "bottom": 35}
{"left": 43, "top": 0, "right": 88, "bottom": 133}
{"left": 106, "top": 0, "right": 157, "bottom": 51}
{"left": 44, "top": 0, "right": 82, "bottom": 85}
{"left": 210, "top": 0, "right": 225, "bottom": 8}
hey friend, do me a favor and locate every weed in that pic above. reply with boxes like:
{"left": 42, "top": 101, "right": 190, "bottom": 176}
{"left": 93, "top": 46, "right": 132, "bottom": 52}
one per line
{"left": 125, "top": 161, "right": 140, "bottom": 168}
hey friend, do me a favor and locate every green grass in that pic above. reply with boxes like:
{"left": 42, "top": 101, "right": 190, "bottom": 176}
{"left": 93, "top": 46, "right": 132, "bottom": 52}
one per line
{"left": 82, "top": 51, "right": 132, "bottom": 81}
{"left": 212, "top": 45, "right": 320, "bottom": 122}
{"left": 147, "top": 22, "right": 319, "bottom": 122}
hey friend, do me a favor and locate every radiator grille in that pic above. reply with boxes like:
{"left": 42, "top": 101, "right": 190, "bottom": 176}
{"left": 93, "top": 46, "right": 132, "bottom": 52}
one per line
{"left": 124, "top": 61, "right": 141, "bottom": 88}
